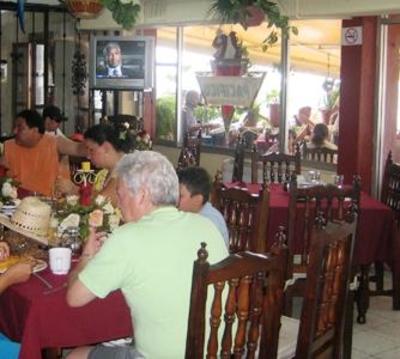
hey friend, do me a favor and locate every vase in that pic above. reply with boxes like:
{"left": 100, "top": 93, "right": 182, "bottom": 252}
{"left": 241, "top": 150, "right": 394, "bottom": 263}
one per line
{"left": 65, "top": 0, "right": 104, "bottom": 19}
{"left": 243, "top": 5, "right": 265, "bottom": 28}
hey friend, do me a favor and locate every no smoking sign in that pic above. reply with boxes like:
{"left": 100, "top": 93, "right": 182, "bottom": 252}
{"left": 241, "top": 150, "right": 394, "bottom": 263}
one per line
{"left": 342, "top": 26, "right": 363, "bottom": 46}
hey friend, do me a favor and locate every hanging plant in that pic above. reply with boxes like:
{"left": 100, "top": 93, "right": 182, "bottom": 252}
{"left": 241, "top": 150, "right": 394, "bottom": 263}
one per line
{"left": 100, "top": 0, "right": 141, "bottom": 30}
{"left": 208, "top": 0, "right": 298, "bottom": 51}
{"left": 63, "top": 0, "right": 141, "bottom": 30}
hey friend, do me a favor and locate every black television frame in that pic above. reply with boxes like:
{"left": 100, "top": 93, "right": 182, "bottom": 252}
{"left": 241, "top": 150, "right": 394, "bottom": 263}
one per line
{"left": 90, "top": 35, "right": 154, "bottom": 90}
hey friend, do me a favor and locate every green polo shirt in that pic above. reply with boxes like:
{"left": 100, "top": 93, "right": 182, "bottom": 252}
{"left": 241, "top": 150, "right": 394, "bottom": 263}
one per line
{"left": 79, "top": 206, "right": 228, "bottom": 358}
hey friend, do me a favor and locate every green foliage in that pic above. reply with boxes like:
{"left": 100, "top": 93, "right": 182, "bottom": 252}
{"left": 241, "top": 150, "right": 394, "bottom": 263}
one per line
{"left": 99, "top": 0, "right": 141, "bottom": 30}
{"left": 208, "top": 0, "right": 298, "bottom": 51}
{"left": 266, "top": 88, "right": 280, "bottom": 104}
{"left": 323, "top": 87, "right": 340, "bottom": 110}
{"left": 156, "top": 96, "right": 177, "bottom": 140}
{"left": 193, "top": 106, "right": 221, "bottom": 123}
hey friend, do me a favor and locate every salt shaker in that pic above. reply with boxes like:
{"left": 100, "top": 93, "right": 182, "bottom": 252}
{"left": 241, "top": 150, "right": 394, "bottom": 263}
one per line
{"left": 61, "top": 226, "right": 82, "bottom": 255}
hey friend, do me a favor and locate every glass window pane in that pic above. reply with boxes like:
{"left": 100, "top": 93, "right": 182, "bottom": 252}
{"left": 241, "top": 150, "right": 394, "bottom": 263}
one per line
{"left": 156, "top": 27, "right": 178, "bottom": 142}
{"left": 287, "top": 19, "right": 341, "bottom": 160}
{"left": 181, "top": 24, "right": 282, "bottom": 150}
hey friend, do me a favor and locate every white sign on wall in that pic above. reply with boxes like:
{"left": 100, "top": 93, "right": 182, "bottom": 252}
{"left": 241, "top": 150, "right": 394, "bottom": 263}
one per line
{"left": 196, "top": 75, "right": 265, "bottom": 107}
{"left": 342, "top": 26, "right": 363, "bottom": 46}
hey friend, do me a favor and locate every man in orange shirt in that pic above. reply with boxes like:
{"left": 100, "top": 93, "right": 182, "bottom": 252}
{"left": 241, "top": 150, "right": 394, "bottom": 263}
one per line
{"left": 2, "top": 110, "right": 86, "bottom": 197}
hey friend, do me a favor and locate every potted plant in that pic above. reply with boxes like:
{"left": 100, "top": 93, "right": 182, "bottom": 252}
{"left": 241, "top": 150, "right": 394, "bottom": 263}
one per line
{"left": 64, "top": 0, "right": 141, "bottom": 30}
{"left": 101, "top": 0, "right": 141, "bottom": 30}
{"left": 208, "top": 0, "right": 298, "bottom": 51}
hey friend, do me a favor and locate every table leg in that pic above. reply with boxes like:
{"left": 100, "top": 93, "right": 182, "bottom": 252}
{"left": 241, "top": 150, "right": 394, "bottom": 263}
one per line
{"left": 355, "top": 265, "right": 370, "bottom": 324}
{"left": 343, "top": 289, "right": 354, "bottom": 359}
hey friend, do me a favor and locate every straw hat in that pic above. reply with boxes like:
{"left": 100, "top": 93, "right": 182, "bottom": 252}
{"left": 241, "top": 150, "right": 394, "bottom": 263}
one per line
{"left": 0, "top": 197, "right": 51, "bottom": 245}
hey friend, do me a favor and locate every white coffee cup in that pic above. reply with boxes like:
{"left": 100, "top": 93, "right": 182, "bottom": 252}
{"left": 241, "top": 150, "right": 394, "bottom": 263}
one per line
{"left": 49, "top": 247, "right": 72, "bottom": 275}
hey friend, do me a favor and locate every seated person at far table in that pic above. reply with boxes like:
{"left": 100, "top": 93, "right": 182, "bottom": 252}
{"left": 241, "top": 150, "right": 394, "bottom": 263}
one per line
{"left": 66, "top": 151, "right": 228, "bottom": 359}
{"left": 0, "top": 242, "right": 33, "bottom": 294}
{"left": 177, "top": 166, "right": 229, "bottom": 249}
{"left": 307, "top": 123, "right": 337, "bottom": 151}
{"left": 0, "top": 110, "right": 86, "bottom": 197}
{"left": 43, "top": 105, "right": 67, "bottom": 138}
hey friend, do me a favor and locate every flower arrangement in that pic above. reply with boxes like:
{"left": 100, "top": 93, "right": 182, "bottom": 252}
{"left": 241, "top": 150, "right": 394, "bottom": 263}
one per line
{"left": 100, "top": 0, "right": 141, "bottom": 30}
{"left": 0, "top": 177, "right": 20, "bottom": 206}
{"left": 208, "top": 0, "right": 298, "bottom": 51}
{"left": 52, "top": 194, "right": 122, "bottom": 241}
{"left": 134, "top": 130, "right": 153, "bottom": 151}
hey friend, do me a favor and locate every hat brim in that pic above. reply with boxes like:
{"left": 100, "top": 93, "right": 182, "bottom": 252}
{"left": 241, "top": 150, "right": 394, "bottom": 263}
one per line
{"left": 0, "top": 214, "right": 48, "bottom": 245}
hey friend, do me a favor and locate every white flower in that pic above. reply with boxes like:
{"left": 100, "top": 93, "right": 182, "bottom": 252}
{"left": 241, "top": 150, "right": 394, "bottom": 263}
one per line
{"left": 95, "top": 195, "right": 106, "bottom": 207}
{"left": 66, "top": 195, "right": 79, "bottom": 206}
{"left": 108, "top": 214, "right": 121, "bottom": 230}
{"left": 58, "top": 213, "right": 80, "bottom": 233}
{"left": 2, "top": 182, "right": 16, "bottom": 199}
{"left": 102, "top": 201, "right": 115, "bottom": 215}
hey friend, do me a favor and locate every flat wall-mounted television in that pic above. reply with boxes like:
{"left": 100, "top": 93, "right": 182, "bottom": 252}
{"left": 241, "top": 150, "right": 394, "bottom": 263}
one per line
{"left": 90, "top": 35, "right": 154, "bottom": 90}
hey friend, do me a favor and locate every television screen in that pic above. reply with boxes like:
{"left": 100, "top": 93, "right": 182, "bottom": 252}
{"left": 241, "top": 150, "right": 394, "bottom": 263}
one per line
{"left": 90, "top": 36, "right": 154, "bottom": 90}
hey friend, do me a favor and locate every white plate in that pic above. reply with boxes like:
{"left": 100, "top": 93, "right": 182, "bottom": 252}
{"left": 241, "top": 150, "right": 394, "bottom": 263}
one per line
{"left": 0, "top": 258, "right": 47, "bottom": 274}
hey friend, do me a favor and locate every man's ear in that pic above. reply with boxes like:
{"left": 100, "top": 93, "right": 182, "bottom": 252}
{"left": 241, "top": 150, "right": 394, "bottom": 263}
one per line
{"left": 192, "top": 194, "right": 204, "bottom": 209}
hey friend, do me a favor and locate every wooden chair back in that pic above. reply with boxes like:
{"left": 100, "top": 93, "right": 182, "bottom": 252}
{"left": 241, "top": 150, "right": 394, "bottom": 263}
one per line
{"left": 295, "top": 220, "right": 355, "bottom": 358}
{"left": 381, "top": 151, "right": 400, "bottom": 221}
{"left": 288, "top": 175, "right": 360, "bottom": 270}
{"left": 251, "top": 143, "right": 301, "bottom": 185}
{"left": 185, "top": 240, "right": 288, "bottom": 359}
{"left": 214, "top": 183, "right": 270, "bottom": 253}
{"left": 232, "top": 137, "right": 246, "bottom": 182}
{"left": 302, "top": 142, "right": 338, "bottom": 164}
{"left": 177, "top": 132, "right": 201, "bottom": 170}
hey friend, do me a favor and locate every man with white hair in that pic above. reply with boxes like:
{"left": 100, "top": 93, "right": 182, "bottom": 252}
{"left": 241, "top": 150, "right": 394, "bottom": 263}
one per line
{"left": 66, "top": 151, "right": 228, "bottom": 359}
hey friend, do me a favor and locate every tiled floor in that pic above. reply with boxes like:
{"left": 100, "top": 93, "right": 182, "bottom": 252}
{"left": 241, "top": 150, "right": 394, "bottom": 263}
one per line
{"left": 352, "top": 294, "right": 400, "bottom": 358}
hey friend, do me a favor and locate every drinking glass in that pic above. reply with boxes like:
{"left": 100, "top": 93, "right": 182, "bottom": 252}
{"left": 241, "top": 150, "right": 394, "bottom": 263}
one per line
{"left": 334, "top": 174, "right": 344, "bottom": 188}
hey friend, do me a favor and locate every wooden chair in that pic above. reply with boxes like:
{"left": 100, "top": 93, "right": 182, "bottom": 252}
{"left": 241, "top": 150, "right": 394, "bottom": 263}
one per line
{"left": 213, "top": 181, "right": 270, "bottom": 254}
{"left": 251, "top": 143, "right": 301, "bottom": 185}
{"left": 284, "top": 176, "right": 360, "bottom": 318}
{"left": 185, "top": 240, "right": 288, "bottom": 359}
{"left": 302, "top": 141, "right": 338, "bottom": 164}
{"left": 177, "top": 131, "right": 201, "bottom": 170}
{"left": 371, "top": 151, "right": 400, "bottom": 309}
{"left": 287, "top": 176, "right": 360, "bottom": 270}
{"left": 279, "top": 220, "right": 355, "bottom": 359}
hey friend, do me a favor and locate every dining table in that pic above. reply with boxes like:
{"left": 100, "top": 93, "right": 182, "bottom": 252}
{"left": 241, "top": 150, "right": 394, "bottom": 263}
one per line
{"left": 227, "top": 182, "right": 394, "bottom": 267}
{"left": 0, "top": 264, "right": 132, "bottom": 359}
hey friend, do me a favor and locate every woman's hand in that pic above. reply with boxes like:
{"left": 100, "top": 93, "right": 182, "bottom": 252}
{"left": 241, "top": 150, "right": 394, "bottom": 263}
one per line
{"left": 3, "top": 261, "right": 34, "bottom": 286}
{"left": 0, "top": 242, "right": 10, "bottom": 261}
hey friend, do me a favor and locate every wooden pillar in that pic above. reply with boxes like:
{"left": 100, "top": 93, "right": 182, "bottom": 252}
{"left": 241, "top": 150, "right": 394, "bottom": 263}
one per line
{"left": 338, "top": 17, "right": 377, "bottom": 193}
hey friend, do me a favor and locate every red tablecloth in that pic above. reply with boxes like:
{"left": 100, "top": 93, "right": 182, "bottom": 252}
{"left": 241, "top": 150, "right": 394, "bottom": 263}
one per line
{"left": 227, "top": 183, "right": 394, "bottom": 266}
{"left": 0, "top": 266, "right": 132, "bottom": 359}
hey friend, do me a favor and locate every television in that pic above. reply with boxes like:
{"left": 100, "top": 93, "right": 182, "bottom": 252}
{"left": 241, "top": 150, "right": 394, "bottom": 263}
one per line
{"left": 90, "top": 35, "right": 154, "bottom": 90}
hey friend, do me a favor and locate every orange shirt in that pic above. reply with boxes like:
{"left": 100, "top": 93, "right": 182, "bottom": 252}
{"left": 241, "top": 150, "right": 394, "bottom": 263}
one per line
{"left": 4, "top": 134, "right": 59, "bottom": 196}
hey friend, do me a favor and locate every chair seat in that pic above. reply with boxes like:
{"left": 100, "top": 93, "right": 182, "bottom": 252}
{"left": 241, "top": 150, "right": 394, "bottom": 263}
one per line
{"left": 277, "top": 316, "right": 300, "bottom": 359}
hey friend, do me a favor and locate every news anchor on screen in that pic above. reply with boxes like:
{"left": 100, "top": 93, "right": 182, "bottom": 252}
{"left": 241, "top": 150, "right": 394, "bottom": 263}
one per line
{"left": 96, "top": 42, "right": 135, "bottom": 78}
